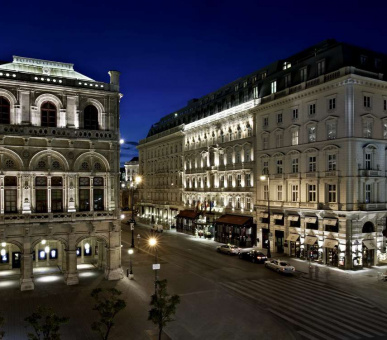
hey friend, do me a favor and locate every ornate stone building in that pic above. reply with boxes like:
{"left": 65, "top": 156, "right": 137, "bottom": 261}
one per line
{"left": 0, "top": 56, "right": 122, "bottom": 290}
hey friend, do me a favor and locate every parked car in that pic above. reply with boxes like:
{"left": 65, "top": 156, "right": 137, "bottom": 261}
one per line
{"left": 216, "top": 244, "right": 240, "bottom": 255}
{"left": 239, "top": 250, "right": 267, "bottom": 263}
{"left": 152, "top": 224, "right": 163, "bottom": 233}
{"left": 265, "top": 259, "right": 295, "bottom": 274}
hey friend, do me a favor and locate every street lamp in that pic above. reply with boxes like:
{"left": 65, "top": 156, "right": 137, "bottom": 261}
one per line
{"left": 149, "top": 237, "right": 159, "bottom": 295}
{"left": 130, "top": 175, "right": 142, "bottom": 248}
{"left": 128, "top": 248, "right": 134, "bottom": 279}
{"left": 260, "top": 175, "right": 271, "bottom": 258}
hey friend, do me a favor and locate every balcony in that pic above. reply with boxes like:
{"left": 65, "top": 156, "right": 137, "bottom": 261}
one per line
{"left": 359, "top": 170, "right": 382, "bottom": 177}
{"left": 287, "top": 173, "right": 301, "bottom": 179}
{"left": 359, "top": 203, "right": 386, "bottom": 211}
{"left": 305, "top": 172, "right": 318, "bottom": 178}
{"left": 323, "top": 170, "right": 340, "bottom": 177}
{"left": 0, "top": 211, "right": 116, "bottom": 224}
{"left": 0, "top": 125, "right": 117, "bottom": 141}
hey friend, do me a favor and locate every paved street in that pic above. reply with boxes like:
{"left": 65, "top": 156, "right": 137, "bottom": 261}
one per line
{"left": 0, "top": 222, "right": 386, "bottom": 339}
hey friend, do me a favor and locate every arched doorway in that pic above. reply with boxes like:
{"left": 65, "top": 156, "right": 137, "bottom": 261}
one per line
{"left": 362, "top": 221, "right": 376, "bottom": 267}
{"left": 76, "top": 236, "right": 107, "bottom": 271}
{"left": 0, "top": 241, "right": 22, "bottom": 272}
{"left": 32, "top": 238, "right": 67, "bottom": 274}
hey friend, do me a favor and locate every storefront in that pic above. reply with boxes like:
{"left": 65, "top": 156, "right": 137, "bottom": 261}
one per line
{"left": 323, "top": 239, "right": 339, "bottom": 267}
{"left": 215, "top": 214, "right": 256, "bottom": 247}
{"left": 362, "top": 239, "right": 376, "bottom": 267}
{"left": 175, "top": 210, "right": 201, "bottom": 235}
{"left": 304, "top": 235, "right": 319, "bottom": 261}
{"left": 286, "top": 233, "right": 300, "bottom": 258}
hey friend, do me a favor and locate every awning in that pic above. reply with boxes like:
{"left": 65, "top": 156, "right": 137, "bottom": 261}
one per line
{"left": 215, "top": 214, "right": 252, "bottom": 226}
{"left": 323, "top": 218, "right": 338, "bottom": 226}
{"left": 323, "top": 239, "right": 339, "bottom": 248}
{"left": 288, "top": 215, "right": 299, "bottom": 221}
{"left": 305, "top": 216, "right": 317, "bottom": 224}
{"left": 175, "top": 210, "right": 200, "bottom": 219}
{"left": 273, "top": 214, "right": 283, "bottom": 220}
{"left": 286, "top": 234, "right": 300, "bottom": 242}
{"left": 363, "top": 240, "right": 377, "bottom": 250}
{"left": 305, "top": 236, "right": 318, "bottom": 245}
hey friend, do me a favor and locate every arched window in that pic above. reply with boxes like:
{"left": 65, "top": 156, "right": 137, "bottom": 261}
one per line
{"left": 41, "top": 102, "right": 57, "bottom": 127}
{"left": 0, "top": 97, "right": 10, "bottom": 124}
{"left": 84, "top": 105, "right": 99, "bottom": 130}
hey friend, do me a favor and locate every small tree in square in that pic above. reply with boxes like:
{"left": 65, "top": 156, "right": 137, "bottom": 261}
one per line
{"left": 91, "top": 288, "right": 126, "bottom": 340}
{"left": 25, "top": 306, "right": 69, "bottom": 340}
{"left": 148, "top": 279, "right": 180, "bottom": 340}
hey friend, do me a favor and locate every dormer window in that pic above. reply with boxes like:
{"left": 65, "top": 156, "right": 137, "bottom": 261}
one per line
{"left": 283, "top": 61, "right": 291, "bottom": 70}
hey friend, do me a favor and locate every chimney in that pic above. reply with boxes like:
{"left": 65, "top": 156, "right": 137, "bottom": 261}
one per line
{"left": 108, "top": 70, "right": 120, "bottom": 90}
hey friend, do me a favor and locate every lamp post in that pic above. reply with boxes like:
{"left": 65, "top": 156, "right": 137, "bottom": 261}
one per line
{"left": 260, "top": 175, "right": 271, "bottom": 258}
{"left": 130, "top": 175, "right": 142, "bottom": 248}
{"left": 149, "top": 237, "right": 159, "bottom": 295}
{"left": 128, "top": 248, "right": 134, "bottom": 279}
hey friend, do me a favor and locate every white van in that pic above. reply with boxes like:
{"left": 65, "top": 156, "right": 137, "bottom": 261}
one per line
{"left": 152, "top": 224, "right": 163, "bottom": 233}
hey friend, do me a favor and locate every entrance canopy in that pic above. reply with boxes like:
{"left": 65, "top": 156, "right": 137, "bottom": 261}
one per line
{"left": 286, "top": 234, "right": 300, "bottom": 242}
{"left": 363, "top": 240, "right": 377, "bottom": 250}
{"left": 305, "top": 236, "right": 318, "bottom": 245}
{"left": 175, "top": 210, "right": 200, "bottom": 219}
{"left": 305, "top": 216, "right": 317, "bottom": 224}
{"left": 273, "top": 214, "right": 283, "bottom": 220}
{"left": 323, "top": 218, "right": 338, "bottom": 226}
{"left": 216, "top": 214, "right": 252, "bottom": 226}
{"left": 288, "top": 215, "right": 299, "bottom": 221}
{"left": 323, "top": 239, "right": 339, "bottom": 248}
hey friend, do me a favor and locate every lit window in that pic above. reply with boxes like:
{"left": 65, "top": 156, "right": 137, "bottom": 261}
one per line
{"left": 271, "top": 81, "right": 276, "bottom": 94}
{"left": 292, "top": 130, "right": 299, "bottom": 145}
{"left": 328, "top": 154, "right": 337, "bottom": 171}
{"left": 363, "top": 120, "right": 373, "bottom": 138}
{"left": 308, "top": 126, "right": 316, "bottom": 143}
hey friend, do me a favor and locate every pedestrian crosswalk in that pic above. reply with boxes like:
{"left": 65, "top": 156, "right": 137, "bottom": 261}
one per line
{"left": 220, "top": 277, "right": 387, "bottom": 340}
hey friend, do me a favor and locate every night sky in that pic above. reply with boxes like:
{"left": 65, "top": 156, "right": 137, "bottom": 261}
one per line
{"left": 1, "top": 0, "right": 386, "bottom": 164}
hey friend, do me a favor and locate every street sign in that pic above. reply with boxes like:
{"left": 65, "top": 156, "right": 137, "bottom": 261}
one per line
{"left": 152, "top": 264, "right": 160, "bottom": 270}
{"left": 131, "top": 225, "right": 134, "bottom": 230}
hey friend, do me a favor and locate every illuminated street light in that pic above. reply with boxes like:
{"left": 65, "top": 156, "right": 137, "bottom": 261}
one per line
{"left": 130, "top": 175, "right": 142, "bottom": 248}
{"left": 120, "top": 138, "right": 124, "bottom": 145}
{"left": 149, "top": 237, "right": 159, "bottom": 295}
{"left": 128, "top": 248, "right": 134, "bottom": 279}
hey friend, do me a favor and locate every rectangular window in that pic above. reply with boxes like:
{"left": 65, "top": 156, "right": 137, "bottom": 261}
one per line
{"left": 363, "top": 121, "right": 373, "bottom": 138}
{"left": 277, "top": 113, "right": 283, "bottom": 124}
{"left": 36, "top": 190, "right": 47, "bottom": 213}
{"left": 308, "top": 184, "right": 316, "bottom": 202}
{"left": 277, "top": 185, "right": 283, "bottom": 201}
{"left": 271, "top": 81, "right": 276, "bottom": 94}
{"left": 308, "top": 103, "right": 316, "bottom": 116}
{"left": 365, "top": 153, "right": 372, "bottom": 170}
{"left": 328, "top": 184, "right": 336, "bottom": 203}
{"left": 245, "top": 149, "right": 250, "bottom": 162}
{"left": 276, "top": 159, "right": 283, "bottom": 174}
{"left": 384, "top": 99, "right": 387, "bottom": 111}
{"left": 309, "top": 156, "right": 316, "bottom": 172}
{"left": 262, "top": 136, "right": 268, "bottom": 150}
{"left": 245, "top": 173, "right": 251, "bottom": 187}
{"left": 276, "top": 133, "right": 283, "bottom": 148}
{"left": 263, "top": 117, "right": 268, "bottom": 127}
{"left": 284, "top": 74, "right": 291, "bottom": 87}
{"left": 79, "top": 189, "right": 90, "bottom": 211}
{"left": 292, "top": 108, "right": 298, "bottom": 120}
{"left": 317, "top": 60, "right": 325, "bottom": 76}
{"left": 253, "top": 86, "right": 259, "bottom": 98}
{"left": 328, "top": 154, "right": 336, "bottom": 171}
{"left": 292, "top": 130, "right": 299, "bottom": 145}
{"left": 262, "top": 161, "right": 269, "bottom": 175}
{"left": 51, "top": 189, "right": 63, "bottom": 212}
{"left": 4, "top": 189, "right": 17, "bottom": 213}
{"left": 364, "top": 96, "right": 371, "bottom": 108}
{"left": 327, "top": 121, "right": 337, "bottom": 140}
{"left": 384, "top": 123, "right": 387, "bottom": 139}
{"left": 246, "top": 197, "right": 251, "bottom": 210}
{"left": 292, "top": 158, "right": 299, "bottom": 173}
{"left": 308, "top": 126, "right": 316, "bottom": 142}
{"left": 220, "top": 176, "right": 224, "bottom": 187}
{"left": 300, "top": 68, "right": 307, "bottom": 82}
{"left": 291, "top": 185, "right": 299, "bottom": 202}
{"left": 365, "top": 184, "right": 371, "bottom": 203}
{"left": 329, "top": 98, "right": 336, "bottom": 110}
{"left": 237, "top": 174, "right": 242, "bottom": 187}
{"left": 228, "top": 175, "right": 232, "bottom": 187}
{"left": 93, "top": 189, "right": 104, "bottom": 211}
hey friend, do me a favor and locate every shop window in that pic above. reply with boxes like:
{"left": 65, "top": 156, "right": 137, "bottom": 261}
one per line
{"left": 38, "top": 249, "right": 47, "bottom": 260}
{"left": 0, "top": 251, "right": 9, "bottom": 263}
{"left": 49, "top": 249, "right": 58, "bottom": 259}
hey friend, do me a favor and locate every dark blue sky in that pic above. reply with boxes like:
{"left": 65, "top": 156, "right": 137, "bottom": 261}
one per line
{"left": 1, "top": 0, "right": 386, "bottom": 164}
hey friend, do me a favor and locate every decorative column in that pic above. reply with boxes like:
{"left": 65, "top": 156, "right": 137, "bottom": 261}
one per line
{"left": 22, "top": 175, "right": 31, "bottom": 214}
{"left": 104, "top": 221, "right": 122, "bottom": 280}
{"left": 67, "top": 175, "right": 76, "bottom": 212}
{"left": 20, "top": 231, "right": 34, "bottom": 291}
{"left": 64, "top": 248, "right": 79, "bottom": 285}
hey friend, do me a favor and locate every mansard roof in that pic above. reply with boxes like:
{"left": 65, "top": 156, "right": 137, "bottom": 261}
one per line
{"left": 146, "top": 39, "right": 387, "bottom": 138}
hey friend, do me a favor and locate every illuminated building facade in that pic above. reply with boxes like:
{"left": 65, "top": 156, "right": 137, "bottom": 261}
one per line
{"left": 0, "top": 56, "right": 122, "bottom": 290}
{"left": 139, "top": 40, "right": 387, "bottom": 269}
